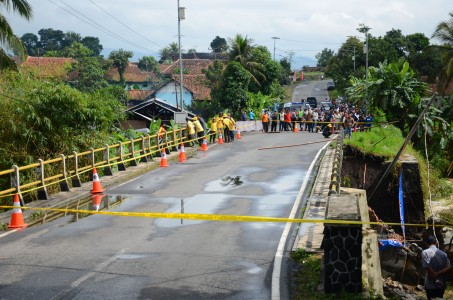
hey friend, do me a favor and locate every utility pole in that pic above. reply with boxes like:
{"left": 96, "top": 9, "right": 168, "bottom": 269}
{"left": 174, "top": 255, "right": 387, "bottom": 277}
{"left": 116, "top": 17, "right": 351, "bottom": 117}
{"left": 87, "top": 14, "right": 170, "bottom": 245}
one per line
{"left": 177, "top": 0, "right": 185, "bottom": 110}
{"left": 357, "top": 24, "right": 371, "bottom": 111}
{"left": 271, "top": 36, "right": 280, "bottom": 60}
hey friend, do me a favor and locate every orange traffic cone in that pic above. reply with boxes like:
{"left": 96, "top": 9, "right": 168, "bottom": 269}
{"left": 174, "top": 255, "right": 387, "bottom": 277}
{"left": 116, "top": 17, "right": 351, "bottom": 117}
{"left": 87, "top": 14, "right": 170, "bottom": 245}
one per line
{"left": 236, "top": 129, "right": 242, "bottom": 139}
{"left": 92, "top": 194, "right": 103, "bottom": 211}
{"left": 201, "top": 137, "right": 208, "bottom": 151}
{"left": 90, "top": 168, "right": 105, "bottom": 194}
{"left": 217, "top": 131, "right": 224, "bottom": 144}
{"left": 160, "top": 151, "right": 169, "bottom": 167}
{"left": 8, "top": 194, "right": 28, "bottom": 229}
{"left": 178, "top": 143, "right": 187, "bottom": 162}
{"left": 294, "top": 124, "right": 299, "bottom": 132}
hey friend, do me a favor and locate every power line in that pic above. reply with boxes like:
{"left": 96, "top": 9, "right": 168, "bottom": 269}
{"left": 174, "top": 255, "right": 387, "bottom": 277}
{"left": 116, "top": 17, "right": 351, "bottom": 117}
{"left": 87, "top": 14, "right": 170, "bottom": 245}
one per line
{"left": 88, "top": 0, "right": 162, "bottom": 49}
{"left": 47, "top": 0, "right": 156, "bottom": 54}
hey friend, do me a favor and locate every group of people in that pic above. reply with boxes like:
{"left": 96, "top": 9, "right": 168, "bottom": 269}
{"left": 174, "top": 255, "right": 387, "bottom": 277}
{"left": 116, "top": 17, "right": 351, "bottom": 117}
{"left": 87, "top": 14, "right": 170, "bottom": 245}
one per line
{"left": 258, "top": 104, "right": 373, "bottom": 140}
{"left": 186, "top": 112, "right": 238, "bottom": 146}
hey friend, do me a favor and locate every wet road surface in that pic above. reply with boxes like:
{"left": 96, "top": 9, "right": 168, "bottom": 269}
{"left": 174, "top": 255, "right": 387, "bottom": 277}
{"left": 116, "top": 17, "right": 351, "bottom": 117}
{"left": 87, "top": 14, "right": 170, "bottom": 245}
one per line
{"left": 0, "top": 130, "right": 328, "bottom": 299}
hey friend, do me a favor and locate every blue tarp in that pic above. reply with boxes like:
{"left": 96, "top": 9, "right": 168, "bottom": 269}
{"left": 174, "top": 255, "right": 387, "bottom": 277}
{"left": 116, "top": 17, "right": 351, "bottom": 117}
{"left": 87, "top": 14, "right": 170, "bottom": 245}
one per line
{"left": 378, "top": 239, "right": 404, "bottom": 251}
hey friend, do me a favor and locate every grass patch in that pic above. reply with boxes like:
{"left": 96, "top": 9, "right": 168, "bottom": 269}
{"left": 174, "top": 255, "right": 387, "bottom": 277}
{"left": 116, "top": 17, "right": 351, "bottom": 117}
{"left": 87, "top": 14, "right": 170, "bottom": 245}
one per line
{"left": 345, "top": 126, "right": 405, "bottom": 159}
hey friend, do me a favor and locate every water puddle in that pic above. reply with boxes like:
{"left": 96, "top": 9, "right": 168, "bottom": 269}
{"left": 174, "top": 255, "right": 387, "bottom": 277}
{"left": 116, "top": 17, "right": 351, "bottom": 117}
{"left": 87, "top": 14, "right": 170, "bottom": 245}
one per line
{"left": 154, "top": 194, "right": 231, "bottom": 228}
{"left": 204, "top": 175, "right": 244, "bottom": 191}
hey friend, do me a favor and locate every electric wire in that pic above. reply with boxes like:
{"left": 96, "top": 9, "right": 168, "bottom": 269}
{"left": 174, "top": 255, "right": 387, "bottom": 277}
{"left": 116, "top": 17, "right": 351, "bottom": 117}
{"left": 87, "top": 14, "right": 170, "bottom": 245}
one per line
{"left": 88, "top": 0, "right": 162, "bottom": 49}
{"left": 47, "top": 0, "right": 156, "bottom": 54}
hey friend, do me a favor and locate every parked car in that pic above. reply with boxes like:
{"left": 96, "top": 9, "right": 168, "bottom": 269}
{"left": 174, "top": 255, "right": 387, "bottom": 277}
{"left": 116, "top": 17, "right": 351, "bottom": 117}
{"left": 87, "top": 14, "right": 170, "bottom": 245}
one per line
{"left": 327, "top": 81, "right": 335, "bottom": 90}
{"left": 306, "top": 97, "right": 317, "bottom": 108}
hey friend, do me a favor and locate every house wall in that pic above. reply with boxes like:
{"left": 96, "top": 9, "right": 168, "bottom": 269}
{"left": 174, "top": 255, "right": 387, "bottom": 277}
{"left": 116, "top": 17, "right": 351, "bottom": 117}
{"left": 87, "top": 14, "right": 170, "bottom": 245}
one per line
{"left": 155, "top": 83, "right": 193, "bottom": 107}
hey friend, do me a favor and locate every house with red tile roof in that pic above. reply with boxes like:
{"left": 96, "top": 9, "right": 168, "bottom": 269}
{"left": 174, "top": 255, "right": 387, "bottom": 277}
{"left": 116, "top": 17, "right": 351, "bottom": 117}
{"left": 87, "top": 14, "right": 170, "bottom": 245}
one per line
{"left": 105, "top": 62, "right": 159, "bottom": 91}
{"left": 19, "top": 56, "right": 76, "bottom": 79}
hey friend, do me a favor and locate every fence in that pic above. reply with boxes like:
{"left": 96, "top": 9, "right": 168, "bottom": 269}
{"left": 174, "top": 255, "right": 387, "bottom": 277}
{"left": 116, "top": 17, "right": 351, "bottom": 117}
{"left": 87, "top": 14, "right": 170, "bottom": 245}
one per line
{"left": 0, "top": 128, "right": 188, "bottom": 205}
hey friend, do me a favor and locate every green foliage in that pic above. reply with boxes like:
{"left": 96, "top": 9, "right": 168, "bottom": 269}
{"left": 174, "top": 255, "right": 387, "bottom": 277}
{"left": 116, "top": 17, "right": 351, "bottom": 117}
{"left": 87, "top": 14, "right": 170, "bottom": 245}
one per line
{"left": 315, "top": 48, "right": 335, "bottom": 67}
{"left": 159, "top": 42, "right": 179, "bottom": 63}
{"left": 149, "top": 118, "right": 162, "bottom": 135}
{"left": 0, "top": 0, "right": 32, "bottom": 69}
{"left": 0, "top": 70, "right": 126, "bottom": 168}
{"left": 346, "top": 58, "right": 426, "bottom": 133}
{"left": 70, "top": 56, "right": 109, "bottom": 93}
{"left": 219, "top": 61, "right": 251, "bottom": 114}
{"left": 431, "top": 11, "right": 453, "bottom": 95}
{"left": 108, "top": 49, "right": 133, "bottom": 85}
{"left": 210, "top": 36, "right": 228, "bottom": 53}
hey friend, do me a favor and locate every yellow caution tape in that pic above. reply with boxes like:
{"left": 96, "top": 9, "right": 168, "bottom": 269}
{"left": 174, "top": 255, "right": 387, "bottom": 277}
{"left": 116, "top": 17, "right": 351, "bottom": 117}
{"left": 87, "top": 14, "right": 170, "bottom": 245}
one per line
{"left": 0, "top": 205, "right": 447, "bottom": 227}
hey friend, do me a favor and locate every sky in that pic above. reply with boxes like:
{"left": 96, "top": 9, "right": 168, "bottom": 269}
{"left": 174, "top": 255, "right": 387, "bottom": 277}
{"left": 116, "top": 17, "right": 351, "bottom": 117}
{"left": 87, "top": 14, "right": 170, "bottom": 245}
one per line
{"left": 5, "top": 0, "right": 451, "bottom": 68}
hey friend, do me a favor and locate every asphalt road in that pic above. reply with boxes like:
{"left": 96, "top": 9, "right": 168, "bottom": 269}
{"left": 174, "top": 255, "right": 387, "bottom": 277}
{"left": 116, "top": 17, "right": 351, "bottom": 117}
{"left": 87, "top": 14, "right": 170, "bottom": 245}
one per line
{"left": 291, "top": 79, "right": 330, "bottom": 104}
{"left": 0, "top": 96, "right": 328, "bottom": 300}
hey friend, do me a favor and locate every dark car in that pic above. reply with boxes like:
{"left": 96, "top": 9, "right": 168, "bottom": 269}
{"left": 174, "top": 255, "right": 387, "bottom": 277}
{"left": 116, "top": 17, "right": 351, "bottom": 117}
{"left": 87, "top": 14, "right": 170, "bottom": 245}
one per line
{"left": 306, "top": 97, "right": 317, "bottom": 108}
{"left": 327, "top": 81, "right": 335, "bottom": 90}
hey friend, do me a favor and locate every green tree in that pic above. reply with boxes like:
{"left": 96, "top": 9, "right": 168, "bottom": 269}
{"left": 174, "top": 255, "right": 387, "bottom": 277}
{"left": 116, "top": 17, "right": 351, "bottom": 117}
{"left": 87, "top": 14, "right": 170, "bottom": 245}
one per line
{"left": 210, "top": 36, "right": 228, "bottom": 53}
{"left": 346, "top": 58, "right": 426, "bottom": 132}
{"left": 63, "top": 41, "right": 93, "bottom": 58}
{"left": 218, "top": 61, "right": 250, "bottom": 115}
{"left": 431, "top": 11, "right": 453, "bottom": 95}
{"left": 21, "top": 32, "right": 39, "bottom": 56}
{"left": 202, "top": 60, "right": 225, "bottom": 104}
{"left": 159, "top": 42, "right": 180, "bottom": 63}
{"left": 0, "top": 70, "right": 126, "bottom": 166}
{"left": 0, "top": 0, "right": 33, "bottom": 69}
{"left": 138, "top": 55, "right": 161, "bottom": 74}
{"left": 71, "top": 56, "right": 109, "bottom": 93}
{"left": 315, "top": 48, "right": 334, "bottom": 67}
{"left": 108, "top": 49, "right": 133, "bottom": 86}
{"left": 81, "top": 36, "right": 103, "bottom": 56}
{"left": 38, "top": 28, "right": 65, "bottom": 52}
{"left": 229, "top": 34, "right": 265, "bottom": 86}
{"left": 62, "top": 31, "right": 81, "bottom": 49}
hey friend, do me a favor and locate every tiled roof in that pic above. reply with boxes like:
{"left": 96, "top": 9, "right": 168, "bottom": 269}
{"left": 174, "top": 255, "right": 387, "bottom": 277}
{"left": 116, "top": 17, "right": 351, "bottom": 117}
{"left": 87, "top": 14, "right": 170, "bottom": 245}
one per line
{"left": 162, "top": 59, "right": 213, "bottom": 76}
{"left": 20, "top": 56, "right": 76, "bottom": 78}
{"left": 105, "top": 62, "right": 158, "bottom": 83}
{"left": 173, "top": 74, "right": 211, "bottom": 100}
{"left": 128, "top": 90, "right": 154, "bottom": 101}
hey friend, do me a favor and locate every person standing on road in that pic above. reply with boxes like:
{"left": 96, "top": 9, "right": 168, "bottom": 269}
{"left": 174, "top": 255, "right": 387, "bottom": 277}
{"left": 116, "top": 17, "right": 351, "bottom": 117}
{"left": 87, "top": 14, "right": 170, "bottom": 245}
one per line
{"left": 422, "top": 235, "right": 451, "bottom": 300}
{"left": 223, "top": 114, "right": 231, "bottom": 142}
{"left": 216, "top": 113, "right": 225, "bottom": 142}
{"left": 249, "top": 110, "right": 255, "bottom": 121}
{"left": 279, "top": 110, "right": 285, "bottom": 132}
{"left": 192, "top": 117, "right": 205, "bottom": 146}
{"left": 343, "top": 113, "right": 354, "bottom": 139}
{"left": 270, "top": 111, "right": 278, "bottom": 132}
{"left": 208, "top": 117, "right": 217, "bottom": 143}
{"left": 186, "top": 117, "right": 195, "bottom": 146}
{"left": 227, "top": 114, "right": 236, "bottom": 141}
{"left": 261, "top": 111, "right": 269, "bottom": 133}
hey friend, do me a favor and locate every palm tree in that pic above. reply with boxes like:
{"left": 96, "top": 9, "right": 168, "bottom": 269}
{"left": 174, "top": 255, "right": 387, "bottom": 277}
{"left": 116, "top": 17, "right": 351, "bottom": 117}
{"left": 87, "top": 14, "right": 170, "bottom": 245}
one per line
{"left": 431, "top": 11, "right": 453, "bottom": 95}
{"left": 228, "top": 34, "right": 265, "bottom": 85}
{"left": 0, "top": 0, "right": 33, "bottom": 69}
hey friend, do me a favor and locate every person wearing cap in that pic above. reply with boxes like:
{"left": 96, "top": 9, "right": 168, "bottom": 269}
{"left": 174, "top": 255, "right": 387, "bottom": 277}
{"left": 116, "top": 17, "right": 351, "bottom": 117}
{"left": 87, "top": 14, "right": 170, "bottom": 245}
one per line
{"left": 208, "top": 117, "right": 217, "bottom": 143}
{"left": 186, "top": 117, "right": 195, "bottom": 146}
{"left": 322, "top": 123, "right": 332, "bottom": 138}
{"left": 222, "top": 114, "right": 231, "bottom": 142}
{"left": 227, "top": 114, "right": 236, "bottom": 142}
{"left": 192, "top": 116, "right": 205, "bottom": 146}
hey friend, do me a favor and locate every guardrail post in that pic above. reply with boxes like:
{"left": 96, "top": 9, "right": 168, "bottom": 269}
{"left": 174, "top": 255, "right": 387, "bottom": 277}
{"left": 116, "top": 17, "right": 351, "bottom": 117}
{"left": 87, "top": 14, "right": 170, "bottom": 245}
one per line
{"left": 117, "top": 142, "right": 126, "bottom": 171}
{"left": 146, "top": 134, "right": 154, "bottom": 160}
{"left": 72, "top": 151, "right": 82, "bottom": 187}
{"left": 156, "top": 135, "right": 162, "bottom": 157}
{"left": 103, "top": 144, "right": 113, "bottom": 175}
{"left": 171, "top": 129, "right": 178, "bottom": 152}
{"left": 129, "top": 139, "right": 138, "bottom": 166}
{"left": 60, "top": 154, "right": 70, "bottom": 191}
{"left": 89, "top": 148, "right": 95, "bottom": 181}
{"left": 11, "top": 165, "right": 24, "bottom": 205}
{"left": 139, "top": 136, "right": 148, "bottom": 163}
{"left": 37, "top": 159, "right": 49, "bottom": 200}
